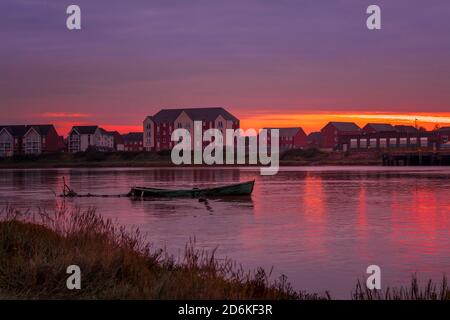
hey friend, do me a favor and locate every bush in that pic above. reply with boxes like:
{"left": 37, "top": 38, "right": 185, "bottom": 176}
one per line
{"left": 84, "top": 147, "right": 107, "bottom": 162}
{"left": 12, "top": 154, "right": 40, "bottom": 162}
{"left": 156, "top": 149, "right": 172, "bottom": 157}
{"left": 281, "top": 148, "right": 326, "bottom": 160}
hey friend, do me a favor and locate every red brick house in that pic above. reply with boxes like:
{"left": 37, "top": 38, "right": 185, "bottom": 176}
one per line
{"left": 394, "top": 125, "right": 419, "bottom": 134}
{"left": 262, "top": 127, "right": 307, "bottom": 151}
{"left": 23, "top": 125, "right": 60, "bottom": 154}
{"left": 122, "top": 132, "right": 144, "bottom": 151}
{"left": 307, "top": 132, "right": 322, "bottom": 148}
{"left": 108, "top": 131, "right": 125, "bottom": 151}
{"left": 320, "top": 122, "right": 361, "bottom": 150}
{"left": 435, "top": 127, "right": 450, "bottom": 146}
{"left": 143, "top": 107, "right": 240, "bottom": 151}
{"left": 362, "top": 123, "right": 396, "bottom": 134}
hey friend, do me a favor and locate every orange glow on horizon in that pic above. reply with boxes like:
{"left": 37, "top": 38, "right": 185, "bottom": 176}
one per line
{"left": 240, "top": 112, "right": 450, "bottom": 134}
{"left": 49, "top": 112, "right": 450, "bottom": 136}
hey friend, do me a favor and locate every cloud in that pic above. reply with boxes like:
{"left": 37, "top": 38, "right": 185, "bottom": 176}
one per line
{"left": 41, "top": 112, "right": 92, "bottom": 118}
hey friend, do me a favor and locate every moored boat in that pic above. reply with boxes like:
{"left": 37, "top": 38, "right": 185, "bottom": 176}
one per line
{"left": 129, "top": 180, "right": 255, "bottom": 198}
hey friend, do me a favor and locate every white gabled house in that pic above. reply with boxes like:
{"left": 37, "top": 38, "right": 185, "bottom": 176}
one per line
{"left": 0, "top": 127, "right": 15, "bottom": 157}
{"left": 68, "top": 126, "right": 114, "bottom": 152}
{"left": 0, "top": 125, "right": 60, "bottom": 157}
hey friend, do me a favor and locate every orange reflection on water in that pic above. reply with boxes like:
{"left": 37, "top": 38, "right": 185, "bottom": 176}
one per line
{"left": 357, "top": 183, "right": 368, "bottom": 229}
{"left": 411, "top": 187, "right": 438, "bottom": 254}
{"left": 301, "top": 172, "right": 327, "bottom": 256}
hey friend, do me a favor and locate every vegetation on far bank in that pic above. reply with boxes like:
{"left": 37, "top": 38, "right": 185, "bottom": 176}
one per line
{"left": 0, "top": 148, "right": 382, "bottom": 169}
{"left": 0, "top": 207, "right": 448, "bottom": 300}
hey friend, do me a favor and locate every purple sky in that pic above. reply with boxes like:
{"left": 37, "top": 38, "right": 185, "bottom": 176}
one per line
{"left": 1, "top": 0, "right": 450, "bottom": 133}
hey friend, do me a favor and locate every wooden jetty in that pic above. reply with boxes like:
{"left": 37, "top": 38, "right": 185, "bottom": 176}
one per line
{"left": 382, "top": 149, "right": 450, "bottom": 166}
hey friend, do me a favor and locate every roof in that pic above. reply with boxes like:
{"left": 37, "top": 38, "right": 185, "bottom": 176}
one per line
{"left": 327, "top": 122, "right": 360, "bottom": 132}
{"left": 26, "top": 125, "right": 55, "bottom": 135}
{"left": 307, "top": 132, "right": 321, "bottom": 143}
{"left": 0, "top": 125, "right": 29, "bottom": 137}
{"left": 394, "top": 125, "right": 419, "bottom": 133}
{"left": 149, "top": 107, "right": 239, "bottom": 123}
{"left": 98, "top": 128, "right": 113, "bottom": 136}
{"left": 72, "top": 126, "right": 98, "bottom": 135}
{"left": 437, "top": 126, "right": 450, "bottom": 133}
{"left": 264, "top": 127, "right": 305, "bottom": 138}
{"left": 0, "top": 125, "right": 55, "bottom": 137}
{"left": 108, "top": 131, "right": 124, "bottom": 144}
{"left": 122, "top": 132, "right": 143, "bottom": 142}
{"left": 308, "top": 132, "right": 321, "bottom": 138}
{"left": 363, "top": 123, "right": 396, "bottom": 132}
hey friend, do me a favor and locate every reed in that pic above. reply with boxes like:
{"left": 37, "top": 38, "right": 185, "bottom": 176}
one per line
{"left": 352, "top": 276, "right": 449, "bottom": 300}
{"left": 0, "top": 206, "right": 448, "bottom": 300}
{"left": 0, "top": 206, "right": 321, "bottom": 299}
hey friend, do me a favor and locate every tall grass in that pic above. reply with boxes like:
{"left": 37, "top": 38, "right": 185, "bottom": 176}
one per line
{"left": 352, "top": 276, "right": 449, "bottom": 300}
{"left": 0, "top": 206, "right": 321, "bottom": 299}
{"left": 0, "top": 206, "right": 448, "bottom": 300}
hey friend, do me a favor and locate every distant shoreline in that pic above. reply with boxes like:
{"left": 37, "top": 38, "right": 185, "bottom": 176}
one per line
{"left": 0, "top": 149, "right": 384, "bottom": 169}
{"left": 0, "top": 160, "right": 383, "bottom": 169}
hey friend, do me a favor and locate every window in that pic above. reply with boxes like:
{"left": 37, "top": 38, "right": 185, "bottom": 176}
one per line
{"left": 420, "top": 137, "right": 428, "bottom": 147}
{"left": 69, "top": 134, "right": 80, "bottom": 153}
{"left": 360, "top": 139, "right": 367, "bottom": 148}
{"left": 350, "top": 139, "right": 358, "bottom": 149}
{"left": 399, "top": 138, "right": 407, "bottom": 147}
{"left": 218, "top": 121, "right": 223, "bottom": 128}
{"left": 177, "top": 123, "right": 182, "bottom": 129}
{"left": 0, "top": 142, "right": 12, "bottom": 157}
{"left": 409, "top": 137, "right": 417, "bottom": 146}
{"left": 379, "top": 138, "right": 387, "bottom": 148}
{"left": 369, "top": 138, "right": 377, "bottom": 148}
{"left": 389, "top": 138, "right": 397, "bottom": 148}
{"left": 24, "top": 135, "right": 41, "bottom": 154}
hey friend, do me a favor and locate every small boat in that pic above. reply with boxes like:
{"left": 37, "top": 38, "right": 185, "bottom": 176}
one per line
{"left": 128, "top": 180, "right": 255, "bottom": 198}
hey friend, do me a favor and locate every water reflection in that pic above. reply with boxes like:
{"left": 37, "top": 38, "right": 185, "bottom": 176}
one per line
{"left": 0, "top": 167, "right": 449, "bottom": 298}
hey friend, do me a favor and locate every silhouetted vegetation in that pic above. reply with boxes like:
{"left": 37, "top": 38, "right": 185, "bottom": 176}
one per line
{"left": 0, "top": 207, "right": 319, "bottom": 299}
{"left": 0, "top": 207, "right": 448, "bottom": 300}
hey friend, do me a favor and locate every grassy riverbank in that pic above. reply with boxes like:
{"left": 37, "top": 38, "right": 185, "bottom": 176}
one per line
{"left": 0, "top": 207, "right": 448, "bottom": 300}
{"left": 0, "top": 149, "right": 382, "bottom": 169}
{"left": 0, "top": 208, "right": 317, "bottom": 299}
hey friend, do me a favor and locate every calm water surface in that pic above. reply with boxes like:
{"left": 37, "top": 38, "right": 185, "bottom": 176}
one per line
{"left": 1, "top": 166, "right": 449, "bottom": 298}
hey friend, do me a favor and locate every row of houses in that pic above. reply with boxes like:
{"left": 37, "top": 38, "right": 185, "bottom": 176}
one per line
{"left": 3, "top": 107, "right": 450, "bottom": 157}
{"left": 0, "top": 125, "right": 63, "bottom": 157}
{"left": 67, "top": 126, "right": 144, "bottom": 153}
{"left": 0, "top": 124, "right": 144, "bottom": 157}
{"left": 308, "top": 122, "right": 450, "bottom": 151}
{"left": 142, "top": 108, "right": 450, "bottom": 152}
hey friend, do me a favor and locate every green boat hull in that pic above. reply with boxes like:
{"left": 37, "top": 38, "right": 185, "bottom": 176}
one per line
{"left": 129, "top": 180, "right": 255, "bottom": 198}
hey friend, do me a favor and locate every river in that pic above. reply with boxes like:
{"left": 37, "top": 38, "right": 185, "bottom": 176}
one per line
{"left": 0, "top": 166, "right": 449, "bottom": 298}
